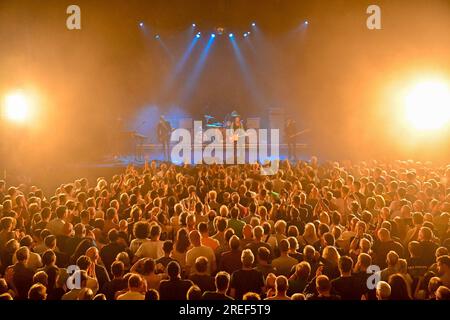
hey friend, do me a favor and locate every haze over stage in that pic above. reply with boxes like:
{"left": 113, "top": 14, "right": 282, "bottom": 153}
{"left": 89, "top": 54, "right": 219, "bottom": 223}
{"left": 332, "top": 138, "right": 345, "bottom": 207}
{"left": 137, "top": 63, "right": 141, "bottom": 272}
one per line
{"left": 0, "top": 0, "right": 449, "bottom": 182}
{"left": 0, "top": 0, "right": 449, "bottom": 306}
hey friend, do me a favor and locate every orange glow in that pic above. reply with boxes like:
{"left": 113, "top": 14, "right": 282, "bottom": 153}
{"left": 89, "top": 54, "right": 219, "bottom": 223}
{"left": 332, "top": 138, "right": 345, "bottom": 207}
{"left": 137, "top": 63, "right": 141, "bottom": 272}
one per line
{"left": 3, "top": 91, "right": 33, "bottom": 124}
{"left": 404, "top": 79, "right": 450, "bottom": 131}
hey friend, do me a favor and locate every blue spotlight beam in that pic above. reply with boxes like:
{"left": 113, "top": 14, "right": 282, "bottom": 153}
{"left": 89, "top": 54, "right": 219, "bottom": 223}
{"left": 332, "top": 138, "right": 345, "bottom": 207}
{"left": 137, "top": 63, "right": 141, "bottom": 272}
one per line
{"left": 179, "top": 35, "right": 216, "bottom": 104}
{"left": 229, "top": 37, "right": 266, "bottom": 108}
{"left": 156, "top": 38, "right": 173, "bottom": 61}
{"left": 161, "top": 36, "right": 200, "bottom": 96}
{"left": 287, "top": 19, "right": 309, "bottom": 39}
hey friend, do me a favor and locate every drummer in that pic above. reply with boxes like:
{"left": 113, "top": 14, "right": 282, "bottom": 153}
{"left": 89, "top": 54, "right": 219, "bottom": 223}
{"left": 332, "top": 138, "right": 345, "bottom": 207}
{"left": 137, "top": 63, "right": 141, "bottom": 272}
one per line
{"left": 224, "top": 110, "right": 240, "bottom": 129}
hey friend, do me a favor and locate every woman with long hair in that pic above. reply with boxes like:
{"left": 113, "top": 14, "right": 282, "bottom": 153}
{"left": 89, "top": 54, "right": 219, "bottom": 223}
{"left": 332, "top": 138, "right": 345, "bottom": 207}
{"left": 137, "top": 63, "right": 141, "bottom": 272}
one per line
{"left": 0, "top": 239, "right": 19, "bottom": 275}
{"left": 172, "top": 228, "right": 191, "bottom": 269}
{"left": 321, "top": 246, "right": 341, "bottom": 280}
{"left": 302, "top": 223, "right": 319, "bottom": 245}
{"left": 389, "top": 274, "right": 412, "bottom": 300}
{"left": 45, "top": 266, "right": 65, "bottom": 300}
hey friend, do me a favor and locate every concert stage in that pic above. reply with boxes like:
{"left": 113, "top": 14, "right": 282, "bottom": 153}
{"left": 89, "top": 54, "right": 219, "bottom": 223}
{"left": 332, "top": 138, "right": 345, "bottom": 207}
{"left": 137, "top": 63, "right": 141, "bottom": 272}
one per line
{"left": 105, "top": 143, "right": 309, "bottom": 167}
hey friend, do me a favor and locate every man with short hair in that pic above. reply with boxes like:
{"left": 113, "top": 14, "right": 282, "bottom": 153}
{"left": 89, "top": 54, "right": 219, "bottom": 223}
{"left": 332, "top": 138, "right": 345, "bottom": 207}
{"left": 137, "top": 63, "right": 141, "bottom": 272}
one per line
{"left": 255, "top": 247, "right": 276, "bottom": 279}
{"left": 331, "top": 256, "right": 363, "bottom": 300}
{"left": 240, "top": 224, "right": 254, "bottom": 249}
{"left": 230, "top": 249, "right": 264, "bottom": 299}
{"left": 307, "top": 275, "right": 341, "bottom": 300}
{"left": 437, "top": 255, "right": 450, "bottom": 288}
{"left": 47, "top": 206, "right": 67, "bottom": 236}
{"left": 117, "top": 274, "right": 145, "bottom": 300}
{"left": 6, "top": 247, "right": 34, "bottom": 300}
{"left": 265, "top": 276, "right": 290, "bottom": 300}
{"left": 56, "top": 222, "right": 77, "bottom": 257}
{"left": 245, "top": 226, "right": 273, "bottom": 262}
{"left": 219, "top": 235, "right": 242, "bottom": 275}
{"left": 159, "top": 261, "right": 193, "bottom": 300}
{"left": 228, "top": 207, "right": 245, "bottom": 238}
{"left": 44, "top": 235, "right": 69, "bottom": 268}
{"left": 101, "top": 261, "right": 127, "bottom": 300}
{"left": 100, "top": 229, "right": 127, "bottom": 277}
{"left": 33, "top": 208, "right": 51, "bottom": 233}
{"left": 212, "top": 218, "right": 227, "bottom": 247}
{"left": 372, "top": 228, "right": 404, "bottom": 269}
{"left": 418, "top": 227, "right": 439, "bottom": 267}
{"left": 407, "top": 241, "right": 428, "bottom": 286}
{"left": 353, "top": 253, "right": 376, "bottom": 300}
{"left": 376, "top": 281, "right": 391, "bottom": 300}
{"left": 76, "top": 255, "right": 99, "bottom": 294}
{"left": 186, "top": 230, "right": 216, "bottom": 276}
{"left": 381, "top": 251, "right": 400, "bottom": 282}
{"left": 202, "top": 272, "right": 234, "bottom": 300}
{"left": 272, "top": 239, "right": 297, "bottom": 277}
{"left": 155, "top": 240, "right": 176, "bottom": 270}
{"left": 103, "top": 207, "right": 119, "bottom": 235}
{"left": 135, "top": 224, "right": 164, "bottom": 260}
{"left": 199, "top": 222, "right": 219, "bottom": 251}
{"left": 189, "top": 256, "right": 215, "bottom": 293}
{"left": 12, "top": 235, "right": 42, "bottom": 271}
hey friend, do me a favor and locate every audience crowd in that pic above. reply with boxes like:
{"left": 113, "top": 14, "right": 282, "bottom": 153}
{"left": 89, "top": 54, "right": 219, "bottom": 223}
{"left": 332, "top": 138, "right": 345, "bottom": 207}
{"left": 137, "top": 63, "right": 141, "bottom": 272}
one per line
{"left": 0, "top": 158, "right": 450, "bottom": 300}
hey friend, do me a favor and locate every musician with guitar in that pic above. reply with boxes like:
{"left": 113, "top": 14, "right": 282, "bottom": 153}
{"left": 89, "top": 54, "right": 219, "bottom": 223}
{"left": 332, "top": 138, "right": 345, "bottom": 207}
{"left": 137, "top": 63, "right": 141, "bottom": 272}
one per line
{"left": 285, "top": 119, "right": 310, "bottom": 161}
{"left": 157, "top": 115, "right": 172, "bottom": 161}
{"left": 230, "top": 115, "right": 245, "bottom": 164}
{"left": 285, "top": 119, "right": 298, "bottom": 161}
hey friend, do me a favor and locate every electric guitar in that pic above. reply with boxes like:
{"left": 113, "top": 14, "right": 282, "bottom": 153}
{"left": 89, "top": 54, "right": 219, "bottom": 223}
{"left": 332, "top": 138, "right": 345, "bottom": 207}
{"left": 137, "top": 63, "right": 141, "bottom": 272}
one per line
{"left": 288, "top": 128, "right": 311, "bottom": 139}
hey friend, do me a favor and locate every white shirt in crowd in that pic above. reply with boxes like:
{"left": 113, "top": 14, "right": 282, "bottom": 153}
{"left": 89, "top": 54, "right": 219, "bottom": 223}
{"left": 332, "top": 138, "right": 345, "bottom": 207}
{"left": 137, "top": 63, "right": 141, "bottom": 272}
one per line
{"left": 135, "top": 240, "right": 164, "bottom": 260}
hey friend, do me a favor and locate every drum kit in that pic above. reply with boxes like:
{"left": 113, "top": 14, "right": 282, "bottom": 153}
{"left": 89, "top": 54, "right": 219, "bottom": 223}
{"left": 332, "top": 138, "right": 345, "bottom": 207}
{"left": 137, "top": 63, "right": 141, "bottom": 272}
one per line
{"left": 195, "top": 112, "right": 241, "bottom": 143}
{"left": 204, "top": 110, "right": 241, "bottom": 129}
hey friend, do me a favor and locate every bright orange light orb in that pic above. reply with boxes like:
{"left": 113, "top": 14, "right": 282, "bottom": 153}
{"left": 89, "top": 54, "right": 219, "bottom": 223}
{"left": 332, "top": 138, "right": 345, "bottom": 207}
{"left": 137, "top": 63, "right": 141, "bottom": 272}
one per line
{"left": 3, "top": 91, "right": 32, "bottom": 123}
{"left": 404, "top": 80, "right": 450, "bottom": 131}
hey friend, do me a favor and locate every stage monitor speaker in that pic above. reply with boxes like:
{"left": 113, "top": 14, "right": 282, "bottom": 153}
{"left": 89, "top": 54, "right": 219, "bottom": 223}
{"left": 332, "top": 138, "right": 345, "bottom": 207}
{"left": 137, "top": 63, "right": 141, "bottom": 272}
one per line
{"left": 246, "top": 118, "right": 261, "bottom": 129}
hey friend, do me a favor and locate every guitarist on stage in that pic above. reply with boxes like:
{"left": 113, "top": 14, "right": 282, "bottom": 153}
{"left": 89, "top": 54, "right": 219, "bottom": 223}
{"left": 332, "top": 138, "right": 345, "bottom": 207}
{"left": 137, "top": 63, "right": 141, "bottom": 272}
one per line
{"left": 157, "top": 115, "right": 172, "bottom": 161}
{"left": 230, "top": 115, "right": 244, "bottom": 164}
{"left": 285, "top": 119, "right": 297, "bottom": 161}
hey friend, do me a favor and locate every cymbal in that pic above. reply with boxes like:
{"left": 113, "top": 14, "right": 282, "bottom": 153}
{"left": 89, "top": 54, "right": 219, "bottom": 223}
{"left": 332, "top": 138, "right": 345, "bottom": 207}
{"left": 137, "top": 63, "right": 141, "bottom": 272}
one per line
{"left": 206, "top": 123, "right": 224, "bottom": 128}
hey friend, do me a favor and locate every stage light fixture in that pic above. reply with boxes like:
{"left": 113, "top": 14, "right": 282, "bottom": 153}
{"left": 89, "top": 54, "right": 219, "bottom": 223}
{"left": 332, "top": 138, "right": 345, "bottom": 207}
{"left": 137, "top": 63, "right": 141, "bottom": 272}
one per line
{"left": 304, "top": 21, "right": 309, "bottom": 25}
{"left": 211, "top": 34, "right": 216, "bottom": 38}
{"left": 3, "top": 91, "right": 32, "bottom": 124}
{"left": 139, "top": 22, "right": 144, "bottom": 27}
{"left": 155, "top": 34, "right": 160, "bottom": 39}
{"left": 216, "top": 27, "right": 225, "bottom": 35}
{"left": 404, "top": 80, "right": 450, "bottom": 131}
{"left": 192, "top": 23, "right": 196, "bottom": 27}
{"left": 252, "top": 22, "right": 256, "bottom": 27}
{"left": 196, "top": 32, "right": 201, "bottom": 38}
{"left": 229, "top": 33, "right": 234, "bottom": 38}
